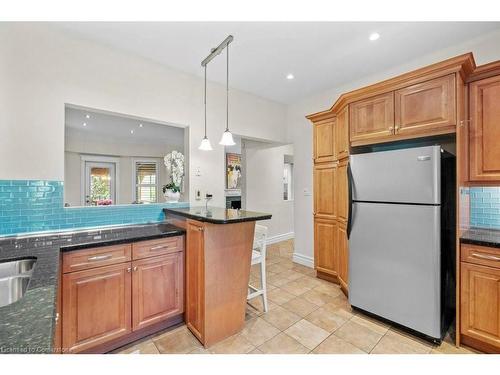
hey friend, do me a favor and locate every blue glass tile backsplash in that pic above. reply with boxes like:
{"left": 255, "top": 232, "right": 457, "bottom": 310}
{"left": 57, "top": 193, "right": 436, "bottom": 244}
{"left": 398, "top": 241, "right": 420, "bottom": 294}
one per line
{"left": 0, "top": 180, "right": 188, "bottom": 236}
{"left": 469, "top": 187, "right": 500, "bottom": 229}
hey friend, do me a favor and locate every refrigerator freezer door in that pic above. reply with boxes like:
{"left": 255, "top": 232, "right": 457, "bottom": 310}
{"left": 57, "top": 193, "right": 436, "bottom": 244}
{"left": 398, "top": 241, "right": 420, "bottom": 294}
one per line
{"left": 350, "top": 145, "right": 441, "bottom": 204}
{"left": 348, "top": 202, "right": 441, "bottom": 339}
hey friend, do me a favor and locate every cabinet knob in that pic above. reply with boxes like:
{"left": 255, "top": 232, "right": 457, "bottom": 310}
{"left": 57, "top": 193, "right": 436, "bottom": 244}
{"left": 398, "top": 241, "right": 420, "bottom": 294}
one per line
{"left": 198, "top": 227, "right": 204, "bottom": 232}
{"left": 395, "top": 126, "right": 400, "bottom": 131}
{"left": 127, "top": 267, "right": 131, "bottom": 273}
{"left": 133, "top": 266, "right": 138, "bottom": 272}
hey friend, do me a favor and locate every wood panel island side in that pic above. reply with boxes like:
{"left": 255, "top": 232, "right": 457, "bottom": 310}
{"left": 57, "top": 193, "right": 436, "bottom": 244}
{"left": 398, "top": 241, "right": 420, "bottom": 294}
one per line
{"left": 163, "top": 207, "right": 272, "bottom": 347}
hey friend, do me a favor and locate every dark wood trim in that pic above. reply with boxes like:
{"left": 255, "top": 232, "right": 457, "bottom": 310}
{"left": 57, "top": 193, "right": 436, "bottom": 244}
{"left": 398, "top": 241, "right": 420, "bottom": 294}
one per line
{"left": 466, "top": 60, "right": 500, "bottom": 83}
{"left": 461, "top": 334, "right": 497, "bottom": 354}
{"left": 316, "top": 270, "right": 339, "bottom": 284}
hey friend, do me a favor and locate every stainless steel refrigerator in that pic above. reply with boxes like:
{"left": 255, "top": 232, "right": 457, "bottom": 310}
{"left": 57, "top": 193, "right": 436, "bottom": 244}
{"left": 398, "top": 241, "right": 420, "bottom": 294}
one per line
{"left": 348, "top": 145, "right": 455, "bottom": 341}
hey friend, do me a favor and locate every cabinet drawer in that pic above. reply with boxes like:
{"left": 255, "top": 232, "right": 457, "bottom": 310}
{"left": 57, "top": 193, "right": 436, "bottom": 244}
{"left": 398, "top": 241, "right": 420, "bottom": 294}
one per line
{"left": 461, "top": 243, "right": 500, "bottom": 269}
{"left": 132, "top": 236, "right": 184, "bottom": 260}
{"left": 63, "top": 243, "right": 132, "bottom": 273}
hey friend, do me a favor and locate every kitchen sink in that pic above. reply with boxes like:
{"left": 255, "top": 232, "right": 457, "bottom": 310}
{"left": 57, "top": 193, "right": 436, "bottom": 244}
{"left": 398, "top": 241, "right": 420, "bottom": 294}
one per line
{"left": 0, "top": 259, "right": 36, "bottom": 308}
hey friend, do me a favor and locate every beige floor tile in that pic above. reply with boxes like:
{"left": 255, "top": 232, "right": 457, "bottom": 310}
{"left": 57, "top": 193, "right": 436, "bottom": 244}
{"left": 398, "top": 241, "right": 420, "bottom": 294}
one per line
{"left": 267, "top": 288, "right": 296, "bottom": 305}
{"left": 334, "top": 320, "right": 384, "bottom": 353}
{"left": 267, "top": 273, "right": 291, "bottom": 287}
{"left": 291, "top": 264, "right": 315, "bottom": 275}
{"left": 297, "top": 276, "right": 327, "bottom": 289}
{"left": 209, "top": 334, "right": 255, "bottom": 354}
{"left": 313, "top": 282, "right": 343, "bottom": 297}
{"left": 249, "top": 348, "right": 264, "bottom": 354}
{"left": 240, "top": 317, "right": 281, "bottom": 346}
{"left": 280, "top": 269, "right": 306, "bottom": 281}
{"left": 258, "top": 333, "right": 310, "bottom": 354}
{"left": 114, "top": 339, "right": 160, "bottom": 354}
{"left": 281, "top": 280, "right": 312, "bottom": 296}
{"left": 153, "top": 325, "right": 203, "bottom": 354}
{"left": 283, "top": 297, "right": 320, "bottom": 317}
{"left": 322, "top": 300, "right": 355, "bottom": 320}
{"left": 188, "top": 347, "right": 211, "bottom": 354}
{"left": 247, "top": 298, "right": 275, "bottom": 314}
{"left": 371, "top": 330, "right": 433, "bottom": 354}
{"left": 261, "top": 304, "right": 302, "bottom": 331}
{"left": 431, "top": 341, "right": 479, "bottom": 354}
{"left": 312, "top": 335, "right": 367, "bottom": 354}
{"left": 267, "top": 263, "right": 288, "bottom": 274}
{"left": 285, "top": 319, "right": 330, "bottom": 350}
{"left": 301, "top": 289, "right": 337, "bottom": 307}
{"left": 304, "top": 306, "right": 349, "bottom": 333}
{"left": 350, "top": 314, "right": 390, "bottom": 335}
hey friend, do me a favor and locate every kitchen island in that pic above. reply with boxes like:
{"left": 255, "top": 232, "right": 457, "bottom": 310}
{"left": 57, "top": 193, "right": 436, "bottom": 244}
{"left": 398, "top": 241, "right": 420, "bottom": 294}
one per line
{"left": 163, "top": 207, "right": 272, "bottom": 347}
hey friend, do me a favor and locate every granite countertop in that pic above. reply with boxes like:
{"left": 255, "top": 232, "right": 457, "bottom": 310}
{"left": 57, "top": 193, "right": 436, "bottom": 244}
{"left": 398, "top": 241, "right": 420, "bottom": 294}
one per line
{"left": 460, "top": 227, "right": 500, "bottom": 249}
{"left": 164, "top": 207, "right": 272, "bottom": 224}
{"left": 0, "top": 223, "right": 185, "bottom": 354}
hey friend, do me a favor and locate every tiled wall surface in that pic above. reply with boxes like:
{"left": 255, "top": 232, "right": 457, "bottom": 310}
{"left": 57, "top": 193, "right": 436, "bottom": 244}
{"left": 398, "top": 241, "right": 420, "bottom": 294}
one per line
{"left": 469, "top": 187, "right": 500, "bottom": 229}
{"left": 0, "top": 180, "right": 188, "bottom": 236}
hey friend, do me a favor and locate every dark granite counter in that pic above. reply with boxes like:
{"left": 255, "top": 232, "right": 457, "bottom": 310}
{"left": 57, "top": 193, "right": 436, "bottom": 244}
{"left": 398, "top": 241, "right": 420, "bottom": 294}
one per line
{"left": 0, "top": 223, "right": 184, "bottom": 354}
{"left": 164, "top": 207, "right": 272, "bottom": 224}
{"left": 460, "top": 227, "right": 500, "bottom": 249}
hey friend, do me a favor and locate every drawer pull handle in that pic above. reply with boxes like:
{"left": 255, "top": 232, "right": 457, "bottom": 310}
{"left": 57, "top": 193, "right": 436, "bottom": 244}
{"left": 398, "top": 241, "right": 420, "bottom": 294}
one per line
{"left": 471, "top": 253, "right": 500, "bottom": 262}
{"left": 150, "top": 245, "right": 169, "bottom": 251}
{"left": 87, "top": 254, "right": 112, "bottom": 261}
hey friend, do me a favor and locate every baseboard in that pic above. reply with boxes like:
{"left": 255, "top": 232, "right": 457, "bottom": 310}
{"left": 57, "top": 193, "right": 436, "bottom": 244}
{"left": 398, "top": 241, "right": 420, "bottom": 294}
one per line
{"left": 266, "top": 231, "right": 294, "bottom": 245}
{"left": 292, "top": 253, "right": 314, "bottom": 269}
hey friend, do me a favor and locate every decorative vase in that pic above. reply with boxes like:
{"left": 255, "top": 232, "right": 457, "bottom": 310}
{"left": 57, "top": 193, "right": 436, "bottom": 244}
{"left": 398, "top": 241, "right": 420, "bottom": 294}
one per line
{"left": 164, "top": 189, "right": 180, "bottom": 203}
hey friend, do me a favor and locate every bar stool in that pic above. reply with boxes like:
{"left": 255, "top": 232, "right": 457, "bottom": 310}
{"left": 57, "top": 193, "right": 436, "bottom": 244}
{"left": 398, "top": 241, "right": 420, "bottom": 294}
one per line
{"left": 247, "top": 224, "right": 269, "bottom": 312}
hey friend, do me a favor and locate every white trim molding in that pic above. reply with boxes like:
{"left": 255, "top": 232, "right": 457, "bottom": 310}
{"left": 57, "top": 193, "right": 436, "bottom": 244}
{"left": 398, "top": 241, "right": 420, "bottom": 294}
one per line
{"left": 266, "top": 231, "right": 294, "bottom": 245}
{"left": 292, "top": 253, "right": 314, "bottom": 269}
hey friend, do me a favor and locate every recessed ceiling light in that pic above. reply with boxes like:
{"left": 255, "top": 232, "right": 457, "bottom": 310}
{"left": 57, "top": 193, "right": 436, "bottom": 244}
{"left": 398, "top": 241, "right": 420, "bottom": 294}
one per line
{"left": 130, "top": 130, "right": 134, "bottom": 134}
{"left": 369, "top": 32, "right": 380, "bottom": 41}
{"left": 82, "top": 122, "right": 87, "bottom": 127}
{"left": 286, "top": 74, "right": 294, "bottom": 80}
{"left": 139, "top": 123, "right": 143, "bottom": 128}
{"left": 85, "top": 114, "right": 90, "bottom": 119}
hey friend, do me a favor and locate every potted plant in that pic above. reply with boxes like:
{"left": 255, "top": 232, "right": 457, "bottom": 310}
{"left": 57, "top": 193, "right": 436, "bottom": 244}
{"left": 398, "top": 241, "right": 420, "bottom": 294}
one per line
{"left": 163, "top": 150, "right": 184, "bottom": 203}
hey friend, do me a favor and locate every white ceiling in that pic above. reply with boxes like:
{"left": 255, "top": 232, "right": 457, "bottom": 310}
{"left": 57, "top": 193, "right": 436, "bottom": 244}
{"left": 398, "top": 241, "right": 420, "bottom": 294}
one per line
{"left": 54, "top": 22, "right": 500, "bottom": 104}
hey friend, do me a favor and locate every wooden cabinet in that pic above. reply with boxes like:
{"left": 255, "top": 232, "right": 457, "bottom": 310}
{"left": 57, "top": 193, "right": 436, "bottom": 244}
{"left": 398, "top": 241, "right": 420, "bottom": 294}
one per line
{"left": 313, "top": 162, "right": 336, "bottom": 220}
{"left": 337, "top": 221, "right": 348, "bottom": 293}
{"left": 395, "top": 74, "right": 456, "bottom": 136}
{"left": 350, "top": 92, "right": 394, "bottom": 145}
{"left": 132, "top": 252, "right": 184, "bottom": 331}
{"left": 469, "top": 75, "right": 500, "bottom": 181}
{"left": 314, "top": 218, "right": 338, "bottom": 277}
{"left": 185, "top": 220, "right": 205, "bottom": 342}
{"left": 336, "top": 159, "right": 348, "bottom": 224}
{"left": 62, "top": 262, "right": 132, "bottom": 353}
{"left": 313, "top": 117, "right": 336, "bottom": 162}
{"left": 336, "top": 106, "right": 349, "bottom": 160}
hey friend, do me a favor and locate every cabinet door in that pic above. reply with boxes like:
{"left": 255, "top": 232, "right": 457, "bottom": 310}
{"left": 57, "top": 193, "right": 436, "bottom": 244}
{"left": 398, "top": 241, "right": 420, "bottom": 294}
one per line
{"left": 395, "top": 74, "right": 456, "bottom": 136}
{"left": 314, "top": 218, "right": 338, "bottom": 277}
{"left": 337, "top": 221, "right": 349, "bottom": 293}
{"left": 469, "top": 75, "right": 500, "bottom": 181}
{"left": 132, "top": 252, "right": 184, "bottom": 331}
{"left": 336, "top": 159, "right": 348, "bottom": 224}
{"left": 336, "top": 106, "right": 349, "bottom": 160}
{"left": 313, "top": 162, "right": 336, "bottom": 220}
{"left": 313, "top": 118, "right": 336, "bottom": 163}
{"left": 461, "top": 262, "right": 500, "bottom": 349}
{"left": 350, "top": 92, "right": 394, "bottom": 145}
{"left": 185, "top": 220, "right": 205, "bottom": 342}
{"left": 62, "top": 263, "right": 132, "bottom": 353}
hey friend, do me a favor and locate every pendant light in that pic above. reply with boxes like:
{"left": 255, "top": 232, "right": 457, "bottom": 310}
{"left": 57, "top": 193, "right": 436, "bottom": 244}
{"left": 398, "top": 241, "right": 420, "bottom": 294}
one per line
{"left": 219, "top": 42, "right": 235, "bottom": 146}
{"left": 199, "top": 65, "right": 213, "bottom": 151}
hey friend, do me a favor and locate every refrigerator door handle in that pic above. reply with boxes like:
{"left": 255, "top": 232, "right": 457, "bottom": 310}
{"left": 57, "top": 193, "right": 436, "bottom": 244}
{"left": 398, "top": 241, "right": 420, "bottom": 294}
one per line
{"left": 347, "top": 161, "right": 353, "bottom": 239}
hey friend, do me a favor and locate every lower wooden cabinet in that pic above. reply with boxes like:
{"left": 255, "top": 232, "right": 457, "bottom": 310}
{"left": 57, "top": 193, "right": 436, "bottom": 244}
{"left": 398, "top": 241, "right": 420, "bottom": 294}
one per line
{"left": 132, "top": 252, "right": 184, "bottom": 331}
{"left": 314, "top": 218, "right": 338, "bottom": 277}
{"left": 337, "top": 221, "right": 349, "bottom": 293}
{"left": 62, "top": 262, "right": 132, "bottom": 353}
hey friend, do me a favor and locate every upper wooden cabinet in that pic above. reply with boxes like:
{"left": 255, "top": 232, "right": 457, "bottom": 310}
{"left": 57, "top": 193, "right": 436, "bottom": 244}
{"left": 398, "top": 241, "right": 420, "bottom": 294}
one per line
{"left": 395, "top": 74, "right": 456, "bottom": 136}
{"left": 313, "top": 117, "right": 336, "bottom": 162}
{"left": 350, "top": 92, "right": 394, "bottom": 145}
{"left": 313, "top": 162, "right": 336, "bottom": 220}
{"left": 469, "top": 75, "right": 500, "bottom": 181}
{"left": 336, "top": 106, "right": 349, "bottom": 160}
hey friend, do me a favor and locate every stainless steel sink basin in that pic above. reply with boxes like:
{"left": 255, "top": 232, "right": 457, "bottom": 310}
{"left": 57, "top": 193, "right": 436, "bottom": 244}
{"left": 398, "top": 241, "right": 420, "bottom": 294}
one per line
{"left": 0, "top": 259, "right": 36, "bottom": 308}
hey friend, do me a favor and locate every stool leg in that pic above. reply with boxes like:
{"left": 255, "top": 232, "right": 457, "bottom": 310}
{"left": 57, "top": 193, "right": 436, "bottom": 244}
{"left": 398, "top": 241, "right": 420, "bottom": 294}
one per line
{"left": 260, "top": 258, "right": 268, "bottom": 312}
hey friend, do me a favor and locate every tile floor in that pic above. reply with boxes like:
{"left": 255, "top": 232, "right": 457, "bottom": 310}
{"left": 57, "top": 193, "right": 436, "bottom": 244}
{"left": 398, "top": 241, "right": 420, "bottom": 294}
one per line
{"left": 113, "top": 239, "right": 478, "bottom": 355}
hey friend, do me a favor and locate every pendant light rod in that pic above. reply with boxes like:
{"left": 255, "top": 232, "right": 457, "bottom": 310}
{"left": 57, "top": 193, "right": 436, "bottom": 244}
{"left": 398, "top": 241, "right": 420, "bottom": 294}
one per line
{"left": 226, "top": 42, "right": 229, "bottom": 131}
{"left": 201, "top": 35, "right": 233, "bottom": 67}
{"left": 204, "top": 64, "right": 207, "bottom": 137}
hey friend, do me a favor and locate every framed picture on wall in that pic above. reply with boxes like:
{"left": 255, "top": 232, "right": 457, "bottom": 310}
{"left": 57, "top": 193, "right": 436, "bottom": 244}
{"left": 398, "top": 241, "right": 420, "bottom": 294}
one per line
{"left": 226, "top": 153, "right": 242, "bottom": 189}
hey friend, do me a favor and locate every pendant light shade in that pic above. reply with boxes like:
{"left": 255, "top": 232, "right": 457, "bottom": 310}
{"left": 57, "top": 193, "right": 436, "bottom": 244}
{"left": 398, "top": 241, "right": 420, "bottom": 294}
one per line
{"left": 199, "top": 136, "right": 213, "bottom": 151}
{"left": 219, "top": 42, "right": 235, "bottom": 146}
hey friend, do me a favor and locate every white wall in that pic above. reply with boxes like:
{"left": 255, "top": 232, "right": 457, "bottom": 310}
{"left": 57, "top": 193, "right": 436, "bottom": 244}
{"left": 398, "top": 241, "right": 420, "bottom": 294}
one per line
{"left": 244, "top": 141, "right": 294, "bottom": 241}
{"left": 287, "top": 28, "right": 500, "bottom": 267}
{"left": 0, "top": 23, "right": 287, "bottom": 211}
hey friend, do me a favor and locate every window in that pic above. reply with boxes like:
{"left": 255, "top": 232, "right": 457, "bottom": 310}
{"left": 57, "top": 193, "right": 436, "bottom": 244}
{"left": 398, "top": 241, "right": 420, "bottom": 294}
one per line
{"left": 134, "top": 161, "right": 158, "bottom": 204}
{"left": 283, "top": 156, "right": 294, "bottom": 201}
